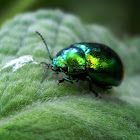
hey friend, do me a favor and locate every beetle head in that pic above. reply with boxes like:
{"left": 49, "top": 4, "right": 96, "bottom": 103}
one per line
{"left": 51, "top": 56, "right": 68, "bottom": 73}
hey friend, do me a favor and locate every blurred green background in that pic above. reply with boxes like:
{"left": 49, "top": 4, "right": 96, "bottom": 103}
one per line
{"left": 0, "top": 0, "right": 140, "bottom": 36}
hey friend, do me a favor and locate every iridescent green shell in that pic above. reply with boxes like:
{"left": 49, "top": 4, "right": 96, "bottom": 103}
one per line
{"left": 73, "top": 43, "right": 124, "bottom": 86}
{"left": 52, "top": 43, "right": 124, "bottom": 87}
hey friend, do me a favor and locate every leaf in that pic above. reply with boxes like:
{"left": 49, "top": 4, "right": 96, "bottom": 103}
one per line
{"left": 0, "top": 10, "right": 140, "bottom": 139}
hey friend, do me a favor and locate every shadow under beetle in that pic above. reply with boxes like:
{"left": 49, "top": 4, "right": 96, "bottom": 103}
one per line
{"left": 36, "top": 31, "right": 124, "bottom": 97}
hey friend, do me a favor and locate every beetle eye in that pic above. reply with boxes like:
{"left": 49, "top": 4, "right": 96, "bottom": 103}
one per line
{"left": 62, "top": 66, "right": 68, "bottom": 72}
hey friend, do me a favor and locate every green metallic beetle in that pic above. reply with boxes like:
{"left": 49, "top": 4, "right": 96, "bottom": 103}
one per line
{"left": 36, "top": 31, "right": 124, "bottom": 97}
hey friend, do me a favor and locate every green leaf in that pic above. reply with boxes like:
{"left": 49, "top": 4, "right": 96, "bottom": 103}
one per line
{"left": 0, "top": 10, "right": 140, "bottom": 139}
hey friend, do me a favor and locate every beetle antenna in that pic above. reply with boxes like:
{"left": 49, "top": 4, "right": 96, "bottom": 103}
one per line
{"left": 35, "top": 31, "right": 53, "bottom": 60}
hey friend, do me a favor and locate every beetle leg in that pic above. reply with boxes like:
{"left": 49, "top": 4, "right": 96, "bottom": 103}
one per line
{"left": 58, "top": 77, "right": 79, "bottom": 84}
{"left": 40, "top": 62, "right": 50, "bottom": 82}
{"left": 87, "top": 76, "right": 101, "bottom": 98}
{"left": 41, "top": 70, "right": 48, "bottom": 82}
{"left": 89, "top": 81, "right": 101, "bottom": 98}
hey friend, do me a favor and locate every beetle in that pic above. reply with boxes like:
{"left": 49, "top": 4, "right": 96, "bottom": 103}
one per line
{"left": 36, "top": 31, "right": 124, "bottom": 97}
